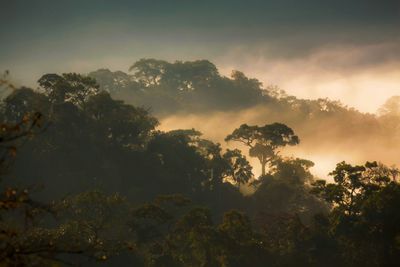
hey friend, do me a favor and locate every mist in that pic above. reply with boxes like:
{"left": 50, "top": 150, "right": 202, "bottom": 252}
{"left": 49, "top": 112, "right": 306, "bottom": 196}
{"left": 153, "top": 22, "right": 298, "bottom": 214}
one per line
{"left": 159, "top": 103, "right": 400, "bottom": 179}
{"left": 2, "top": 1, "right": 400, "bottom": 266}
{"left": 215, "top": 41, "right": 400, "bottom": 113}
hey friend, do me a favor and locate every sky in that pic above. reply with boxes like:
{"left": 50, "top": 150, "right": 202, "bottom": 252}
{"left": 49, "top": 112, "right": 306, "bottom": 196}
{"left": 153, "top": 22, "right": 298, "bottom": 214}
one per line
{"left": 0, "top": 0, "right": 400, "bottom": 112}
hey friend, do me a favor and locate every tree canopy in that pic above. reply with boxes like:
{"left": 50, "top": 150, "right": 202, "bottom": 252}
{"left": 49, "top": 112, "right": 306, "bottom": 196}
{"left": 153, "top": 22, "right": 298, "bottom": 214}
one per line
{"left": 1, "top": 63, "right": 400, "bottom": 266}
{"left": 226, "top": 123, "right": 299, "bottom": 176}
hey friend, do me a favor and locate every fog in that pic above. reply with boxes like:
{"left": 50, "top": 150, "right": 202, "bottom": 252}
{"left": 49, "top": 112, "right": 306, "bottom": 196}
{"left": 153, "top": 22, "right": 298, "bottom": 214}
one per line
{"left": 5, "top": 41, "right": 400, "bottom": 115}
{"left": 159, "top": 103, "right": 400, "bottom": 180}
{"left": 2, "top": 1, "right": 400, "bottom": 265}
{"left": 216, "top": 42, "right": 400, "bottom": 113}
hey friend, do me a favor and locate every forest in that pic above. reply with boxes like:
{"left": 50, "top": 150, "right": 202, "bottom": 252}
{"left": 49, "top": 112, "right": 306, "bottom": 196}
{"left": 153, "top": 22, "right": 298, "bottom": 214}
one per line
{"left": 1, "top": 59, "right": 400, "bottom": 266}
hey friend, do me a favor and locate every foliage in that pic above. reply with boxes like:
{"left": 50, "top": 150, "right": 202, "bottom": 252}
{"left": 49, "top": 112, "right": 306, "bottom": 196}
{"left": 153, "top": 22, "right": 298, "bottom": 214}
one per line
{"left": 311, "top": 162, "right": 400, "bottom": 266}
{"left": 226, "top": 123, "right": 299, "bottom": 176}
{"left": 1, "top": 64, "right": 400, "bottom": 266}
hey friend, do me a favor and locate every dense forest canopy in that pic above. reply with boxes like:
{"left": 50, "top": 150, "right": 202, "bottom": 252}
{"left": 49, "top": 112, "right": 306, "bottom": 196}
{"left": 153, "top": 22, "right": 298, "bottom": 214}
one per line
{"left": 89, "top": 59, "right": 400, "bottom": 178}
{"left": 1, "top": 0, "right": 399, "bottom": 265}
{"left": 1, "top": 58, "right": 400, "bottom": 266}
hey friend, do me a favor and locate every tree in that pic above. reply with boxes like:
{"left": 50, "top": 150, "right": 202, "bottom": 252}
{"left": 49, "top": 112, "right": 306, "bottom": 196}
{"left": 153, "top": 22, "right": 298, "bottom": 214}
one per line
{"left": 269, "top": 157, "right": 315, "bottom": 185}
{"left": 129, "top": 59, "right": 218, "bottom": 91}
{"left": 167, "top": 207, "right": 220, "bottom": 266}
{"left": 378, "top": 96, "right": 400, "bottom": 117}
{"left": 225, "top": 123, "right": 299, "bottom": 176}
{"left": 218, "top": 210, "right": 270, "bottom": 267}
{"left": 311, "top": 161, "right": 400, "bottom": 266}
{"left": 377, "top": 96, "right": 400, "bottom": 134}
{"left": 84, "top": 92, "right": 158, "bottom": 148}
{"left": 2, "top": 88, "right": 50, "bottom": 122}
{"left": 0, "top": 95, "right": 128, "bottom": 265}
{"left": 38, "top": 73, "right": 100, "bottom": 107}
{"left": 222, "top": 149, "right": 254, "bottom": 186}
{"left": 129, "top": 59, "right": 169, "bottom": 87}
{"left": 311, "top": 161, "right": 398, "bottom": 216}
{"left": 88, "top": 68, "right": 134, "bottom": 93}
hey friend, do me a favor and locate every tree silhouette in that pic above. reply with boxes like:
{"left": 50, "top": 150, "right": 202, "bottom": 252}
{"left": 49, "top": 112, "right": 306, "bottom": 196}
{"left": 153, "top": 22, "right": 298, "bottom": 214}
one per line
{"left": 38, "top": 73, "right": 100, "bottom": 107}
{"left": 225, "top": 123, "right": 299, "bottom": 176}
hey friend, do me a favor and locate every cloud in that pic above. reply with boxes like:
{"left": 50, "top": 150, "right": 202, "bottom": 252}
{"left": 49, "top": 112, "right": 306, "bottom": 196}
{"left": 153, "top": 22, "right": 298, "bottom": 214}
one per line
{"left": 158, "top": 103, "right": 400, "bottom": 180}
{"left": 215, "top": 41, "right": 400, "bottom": 113}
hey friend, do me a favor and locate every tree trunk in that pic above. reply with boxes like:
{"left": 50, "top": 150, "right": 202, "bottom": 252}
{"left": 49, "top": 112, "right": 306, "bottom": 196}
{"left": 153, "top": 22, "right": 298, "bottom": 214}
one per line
{"left": 261, "top": 161, "right": 266, "bottom": 176}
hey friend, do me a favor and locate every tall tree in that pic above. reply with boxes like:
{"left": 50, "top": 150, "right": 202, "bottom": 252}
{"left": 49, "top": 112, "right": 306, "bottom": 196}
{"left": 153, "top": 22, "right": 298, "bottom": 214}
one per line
{"left": 311, "top": 161, "right": 400, "bottom": 266}
{"left": 225, "top": 123, "right": 299, "bottom": 176}
{"left": 38, "top": 73, "right": 100, "bottom": 107}
{"left": 222, "top": 149, "right": 254, "bottom": 186}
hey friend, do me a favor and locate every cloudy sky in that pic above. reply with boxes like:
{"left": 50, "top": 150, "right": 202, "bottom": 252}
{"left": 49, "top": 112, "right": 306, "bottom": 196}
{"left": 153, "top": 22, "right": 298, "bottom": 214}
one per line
{"left": 1, "top": 0, "right": 399, "bottom": 112}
